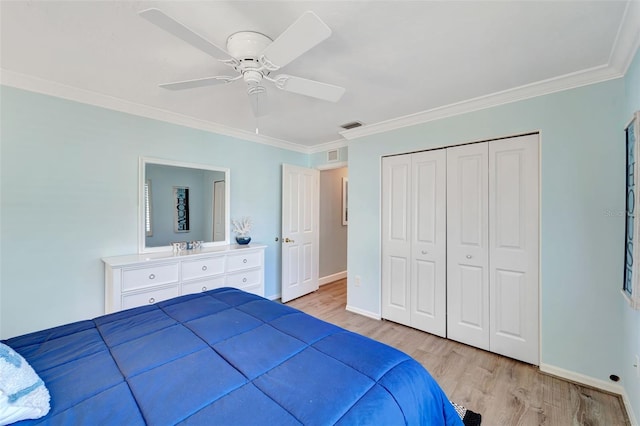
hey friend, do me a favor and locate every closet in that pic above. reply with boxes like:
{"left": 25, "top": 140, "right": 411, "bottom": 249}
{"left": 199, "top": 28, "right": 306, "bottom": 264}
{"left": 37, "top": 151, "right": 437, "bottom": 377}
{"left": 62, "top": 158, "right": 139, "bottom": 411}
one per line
{"left": 381, "top": 134, "right": 539, "bottom": 365}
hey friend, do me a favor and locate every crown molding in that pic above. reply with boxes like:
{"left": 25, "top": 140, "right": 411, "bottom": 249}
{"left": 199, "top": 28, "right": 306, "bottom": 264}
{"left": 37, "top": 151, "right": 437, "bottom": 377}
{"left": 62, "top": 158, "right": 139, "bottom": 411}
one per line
{"left": 340, "top": 64, "right": 623, "bottom": 141}
{"left": 609, "top": 0, "right": 640, "bottom": 74}
{"left": 0, "top": 69, "right": 311, "bottom": 154}
{"left": 340, "top": 5, "right": 639, "bottom": 142}
{"left": 308, "top": 138, "right": 348, "bottom": 154}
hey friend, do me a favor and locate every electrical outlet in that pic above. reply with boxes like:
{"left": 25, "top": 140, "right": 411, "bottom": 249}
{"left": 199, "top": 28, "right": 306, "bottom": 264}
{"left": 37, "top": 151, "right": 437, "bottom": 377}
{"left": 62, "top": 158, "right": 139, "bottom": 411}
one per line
{"left": 354, "top": 275, "right": 361, "bottom": 287}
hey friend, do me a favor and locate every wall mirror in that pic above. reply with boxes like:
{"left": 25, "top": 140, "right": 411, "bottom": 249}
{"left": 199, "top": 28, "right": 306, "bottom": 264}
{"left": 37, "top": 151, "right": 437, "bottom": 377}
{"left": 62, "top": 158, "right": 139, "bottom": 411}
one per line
{"left": 139, "top": 157, "right": 230, "bottom": 253}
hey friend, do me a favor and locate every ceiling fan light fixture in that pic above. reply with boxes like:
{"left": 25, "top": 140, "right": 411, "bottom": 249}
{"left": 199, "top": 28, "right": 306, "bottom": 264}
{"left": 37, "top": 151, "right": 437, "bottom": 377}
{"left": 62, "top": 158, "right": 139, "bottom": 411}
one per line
{"left": 243, "top": 70, "right": 263, "bottom": 85}
{"left": 141, "top": 9, "right": 346, "bottom": 118}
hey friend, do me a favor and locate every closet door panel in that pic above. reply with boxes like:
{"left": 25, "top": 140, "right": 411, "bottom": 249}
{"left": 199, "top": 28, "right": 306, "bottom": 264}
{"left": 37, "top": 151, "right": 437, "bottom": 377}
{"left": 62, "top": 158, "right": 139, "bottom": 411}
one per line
{"left": 382, "top": 155, "right": 412, "bottom": 325}
{"left": 447, "top": 143, "right": 490, "bottom": 350}
{"left": 489, "top": 135, "right": 539, "bottom": 364}
{"left": 411, "top": 150, "right": 447, "bottom": 337}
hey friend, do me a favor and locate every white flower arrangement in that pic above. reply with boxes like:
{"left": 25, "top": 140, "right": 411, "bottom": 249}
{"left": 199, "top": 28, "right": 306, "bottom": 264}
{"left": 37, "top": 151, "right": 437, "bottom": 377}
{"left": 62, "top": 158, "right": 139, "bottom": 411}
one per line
{"left": 231, "top": 216, "right": 252, "bottom": 237}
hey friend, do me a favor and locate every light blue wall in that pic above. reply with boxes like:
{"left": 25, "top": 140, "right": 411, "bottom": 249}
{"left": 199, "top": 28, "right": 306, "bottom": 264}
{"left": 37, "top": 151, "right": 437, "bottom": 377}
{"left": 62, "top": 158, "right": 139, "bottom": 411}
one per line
{"left": 347, "top": 78, "right": 627, "bottom": 390}
{"left": 622, "top": 46, "right": 640, "bottom": 423}
{"left": 0, "top": 86, "right": 307, "bottom": 338}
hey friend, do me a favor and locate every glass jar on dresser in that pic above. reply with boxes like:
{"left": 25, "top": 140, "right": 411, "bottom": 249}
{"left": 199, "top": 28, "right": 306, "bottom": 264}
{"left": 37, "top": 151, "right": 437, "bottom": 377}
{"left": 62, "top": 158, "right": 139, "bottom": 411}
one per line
{"left": 102, "top": 244, "right": 266, "bottom": 314}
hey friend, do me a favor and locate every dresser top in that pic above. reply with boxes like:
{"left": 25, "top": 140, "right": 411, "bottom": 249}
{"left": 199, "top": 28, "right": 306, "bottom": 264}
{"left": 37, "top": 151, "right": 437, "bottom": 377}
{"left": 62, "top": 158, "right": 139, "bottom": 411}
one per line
{"left": 103, "top": 244, "right": 266, "bottom": 267}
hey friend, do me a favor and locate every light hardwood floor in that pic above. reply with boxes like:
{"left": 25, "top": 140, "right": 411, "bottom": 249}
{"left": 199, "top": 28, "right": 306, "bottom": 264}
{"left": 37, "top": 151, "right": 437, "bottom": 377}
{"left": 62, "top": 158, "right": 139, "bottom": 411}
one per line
{"left": 285, "top": 280, "right": 630, "bottom": 426}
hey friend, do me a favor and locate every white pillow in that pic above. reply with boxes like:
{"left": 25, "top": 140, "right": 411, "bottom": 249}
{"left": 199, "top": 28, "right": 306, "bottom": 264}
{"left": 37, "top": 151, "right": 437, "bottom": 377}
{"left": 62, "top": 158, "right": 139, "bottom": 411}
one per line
{"left": 0, "top": 342, "right": 50, "bottom": 425}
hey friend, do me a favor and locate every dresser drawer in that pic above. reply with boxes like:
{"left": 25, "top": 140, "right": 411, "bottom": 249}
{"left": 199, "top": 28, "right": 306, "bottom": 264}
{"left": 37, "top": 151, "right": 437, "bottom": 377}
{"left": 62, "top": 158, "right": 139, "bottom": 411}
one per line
{"left": 122, "top": 285, "right": 179, "bottom": 310}
{"left": 182, "top": 256, "right": 225, "bottom": 281}
{"left": 122, "top": 263, "right": 179, "bottom": 291}
{"left": 226, "top": 268, "right": 262, "bottom": 291}
{"left": 227, "top": 251, "right": 262, "bottom": 272}
{"left": 182, "top": 276, "right": 226, "bottom": 295}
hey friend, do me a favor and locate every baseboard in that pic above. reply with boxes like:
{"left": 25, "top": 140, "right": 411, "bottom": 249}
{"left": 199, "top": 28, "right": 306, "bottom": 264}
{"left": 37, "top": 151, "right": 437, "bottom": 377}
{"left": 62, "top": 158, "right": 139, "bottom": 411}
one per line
{"left": 539, "top": 363, "right": 640, "bottom": 424}
{"left": 266, "top": 293, "right": 281, "bottom": 301}
{"left": 319, "top": 271, "right": 347, "bottom": 286}
{"left": 621, "top": 388, "right": 639, "bottom": 426}
{"left": 539, "top": 363, "right": 624, "bottom": 395}
{"left": 345, "top": 304, "right": 381, "bottom": 320}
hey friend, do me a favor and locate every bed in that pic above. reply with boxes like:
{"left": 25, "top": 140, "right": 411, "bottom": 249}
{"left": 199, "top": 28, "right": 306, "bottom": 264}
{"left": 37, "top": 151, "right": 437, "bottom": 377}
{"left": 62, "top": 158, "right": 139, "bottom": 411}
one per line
{"left": 2, "top": 287, "right": 463, "bottom": 425}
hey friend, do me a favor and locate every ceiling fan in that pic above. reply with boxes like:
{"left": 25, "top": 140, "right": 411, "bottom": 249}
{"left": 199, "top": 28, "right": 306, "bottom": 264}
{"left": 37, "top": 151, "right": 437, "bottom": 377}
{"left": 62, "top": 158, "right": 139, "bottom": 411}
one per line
{"left": 139, "top": 8, "right": 346, "bottom": 116}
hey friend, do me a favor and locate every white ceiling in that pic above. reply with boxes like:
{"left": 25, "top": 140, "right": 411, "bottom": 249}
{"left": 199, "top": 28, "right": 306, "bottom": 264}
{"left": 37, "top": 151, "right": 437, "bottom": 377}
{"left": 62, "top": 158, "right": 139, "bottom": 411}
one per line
{"left": 1, "top": 1, "right": 639, "bottom": 152}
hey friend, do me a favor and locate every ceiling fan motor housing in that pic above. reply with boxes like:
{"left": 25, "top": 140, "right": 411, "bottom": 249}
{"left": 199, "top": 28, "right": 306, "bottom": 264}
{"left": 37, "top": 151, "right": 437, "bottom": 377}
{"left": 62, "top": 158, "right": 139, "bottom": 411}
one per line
{"left": 227, "top": 31, "right": 272, "bottom": 66}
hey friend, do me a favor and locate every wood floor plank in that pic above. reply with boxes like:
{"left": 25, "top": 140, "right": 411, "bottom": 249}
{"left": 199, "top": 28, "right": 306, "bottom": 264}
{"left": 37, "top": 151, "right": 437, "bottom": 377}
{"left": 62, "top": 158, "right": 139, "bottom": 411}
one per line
{"left": 286, "top": 280, "right": 630, "bottom": 426}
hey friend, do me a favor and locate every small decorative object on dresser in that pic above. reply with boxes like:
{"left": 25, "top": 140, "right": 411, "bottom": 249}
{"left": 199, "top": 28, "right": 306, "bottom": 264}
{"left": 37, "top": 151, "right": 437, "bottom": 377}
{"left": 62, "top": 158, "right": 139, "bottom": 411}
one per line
{"left": 232, "top": 216, "right": 252, "bottom": 245}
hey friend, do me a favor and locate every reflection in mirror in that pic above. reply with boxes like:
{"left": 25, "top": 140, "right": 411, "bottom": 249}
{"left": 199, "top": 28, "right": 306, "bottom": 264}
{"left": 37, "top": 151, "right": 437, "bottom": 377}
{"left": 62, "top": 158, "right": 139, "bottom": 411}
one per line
{"left": 139, "top": 157, "right": 230, "bottom": 253}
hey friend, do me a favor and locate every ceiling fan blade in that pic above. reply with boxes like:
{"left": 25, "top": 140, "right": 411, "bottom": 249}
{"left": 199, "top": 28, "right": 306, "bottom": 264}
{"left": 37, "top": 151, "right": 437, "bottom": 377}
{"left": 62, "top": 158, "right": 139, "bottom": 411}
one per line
{"left": 259, "top": 11, "right": 331, "bottom": 70}
{"left": 248, "top": 86, "right": 268, "bottom": 117}
{"left": 273, "top": 75, "right": 345, "bottom": 102}
{"left": 159, "top": 76, "right": 237, "bottom": 90}
{"left": 139, "top": 8, "right": 234, "bottom": 61}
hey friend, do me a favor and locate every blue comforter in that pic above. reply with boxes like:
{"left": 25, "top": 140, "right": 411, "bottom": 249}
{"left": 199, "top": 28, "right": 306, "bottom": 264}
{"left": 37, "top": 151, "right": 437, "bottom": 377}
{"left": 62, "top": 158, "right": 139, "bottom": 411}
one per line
{"left": 4, "top": 288, "right": 463, "bottom": 425}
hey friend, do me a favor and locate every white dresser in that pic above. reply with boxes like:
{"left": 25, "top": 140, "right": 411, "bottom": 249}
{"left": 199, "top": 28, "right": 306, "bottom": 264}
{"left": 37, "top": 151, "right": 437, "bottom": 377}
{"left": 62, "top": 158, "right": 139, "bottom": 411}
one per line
{"left": 102, "top": 244, "right": 266, "bottom": 313}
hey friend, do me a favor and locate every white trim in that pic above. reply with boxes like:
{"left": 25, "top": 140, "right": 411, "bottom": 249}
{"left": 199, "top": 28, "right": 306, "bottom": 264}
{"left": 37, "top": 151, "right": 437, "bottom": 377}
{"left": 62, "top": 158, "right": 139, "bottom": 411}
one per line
{"left": 346, "top": 304, "right": 381, "bottom": 320}
{"left": 621, "top": 388, "right": 640, "bottom": 426}
{"left": 316, "top": 161, "right": 348, "bottom": 171}
{"left": 0, "top": 69, "right": 309, "bottom": 153}
{"left": 621, "top": 388, "right": 639, "bottom": 426}
{"left": 267, "top": 293, "right": 281, "bottom": 301}
{"left": 608, "top": 0, "right": 640, "bottom": 75}
{"left": 541, "top": 363, "right": 639, "bottom": 424}
{"left": 308, "top": 138, "right": 348, "bottom": 154}
{"left": 139, "top": 156, "right": 231, "bottom": 253}
{"left": 340, "top": 65, "right": 622, "bottom": 141}
{"left": 539, "top": 363, "right": 625, "bottom": 395}
{"left": 319, "top": 270, "right": 347, "bottom": 286}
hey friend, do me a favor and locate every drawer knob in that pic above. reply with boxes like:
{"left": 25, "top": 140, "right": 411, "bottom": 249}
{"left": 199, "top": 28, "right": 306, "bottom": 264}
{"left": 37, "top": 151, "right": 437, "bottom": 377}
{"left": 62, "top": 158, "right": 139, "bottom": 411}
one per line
{"left": 243, "top": 259, "right": 247, "bottom": 264}
{"left": 421, "top": 250, "right": 428, "bottom": 255}
{"left": 149, "top": 274, "right": 156, "bottom": 280}
{"left": 148, "top": 297, "right": 155, "bottom": 304}
{"left": 466, "top": 255, "right": 472, "bottom": 259}
{"left": 202, "top": 265, "right": 207, "bottom": 271}
{"left": 242, "top": 278, "right": 247, "bottom": 283}
{"left": 202, "top": 286, "right": 207, "bottom": 292}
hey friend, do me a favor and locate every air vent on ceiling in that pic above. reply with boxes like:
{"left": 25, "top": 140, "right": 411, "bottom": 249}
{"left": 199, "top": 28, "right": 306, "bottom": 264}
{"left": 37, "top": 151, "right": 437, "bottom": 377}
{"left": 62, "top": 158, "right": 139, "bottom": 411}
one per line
{"left": 327, "top": 149, "right": 339, "bottom": 162}
{"left": 340, "top": 121, "right": 363, "bottom": 130}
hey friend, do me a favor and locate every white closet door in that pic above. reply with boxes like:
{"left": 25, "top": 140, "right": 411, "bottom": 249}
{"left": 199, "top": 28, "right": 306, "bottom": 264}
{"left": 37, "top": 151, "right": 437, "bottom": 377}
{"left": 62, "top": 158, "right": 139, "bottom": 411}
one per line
{"left": 447, "top": 143, "right": 490, "bottom": 350}
{"left": 411, "top": 150, "right": 447, "bottom": 337}
{"left": 489, "top": 135, "right": 539, "bottom": 364}
{"left": 382, "top": 155, "right": 412, "bottom": 325}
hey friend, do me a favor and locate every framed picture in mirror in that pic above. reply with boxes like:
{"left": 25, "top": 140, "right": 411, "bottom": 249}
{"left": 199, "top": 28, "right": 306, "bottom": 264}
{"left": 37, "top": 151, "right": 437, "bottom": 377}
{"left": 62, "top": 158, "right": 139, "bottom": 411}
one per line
{"left": 174, "top": 186, "right": 190, "bottom": 232}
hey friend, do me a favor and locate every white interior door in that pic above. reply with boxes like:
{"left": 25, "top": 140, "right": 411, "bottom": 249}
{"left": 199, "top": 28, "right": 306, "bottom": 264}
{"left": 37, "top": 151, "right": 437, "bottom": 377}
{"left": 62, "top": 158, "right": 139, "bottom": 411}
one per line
{"left": 447, "top": 143, "right": 490, "bottom": 350}
{"left": 411, "top": 150, "right": 447, "bottom": 337}
{"left": 212, "top": 180, "right": 225, "bottom": 242}
{"left": 281, "top": 164, "right": 319, "bottom": 303}
{"left": 381, "top": 155, "right": 412, "bottom": 325}
{"left": 489, "top": 135, "right": 539, "bottom": 364}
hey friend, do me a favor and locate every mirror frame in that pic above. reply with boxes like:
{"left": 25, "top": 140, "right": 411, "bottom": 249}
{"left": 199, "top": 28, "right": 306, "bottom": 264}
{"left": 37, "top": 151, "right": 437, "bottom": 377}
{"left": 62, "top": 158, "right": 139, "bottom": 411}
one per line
{"left": 139, "top": 157, "right": 230, "bottom": 253}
